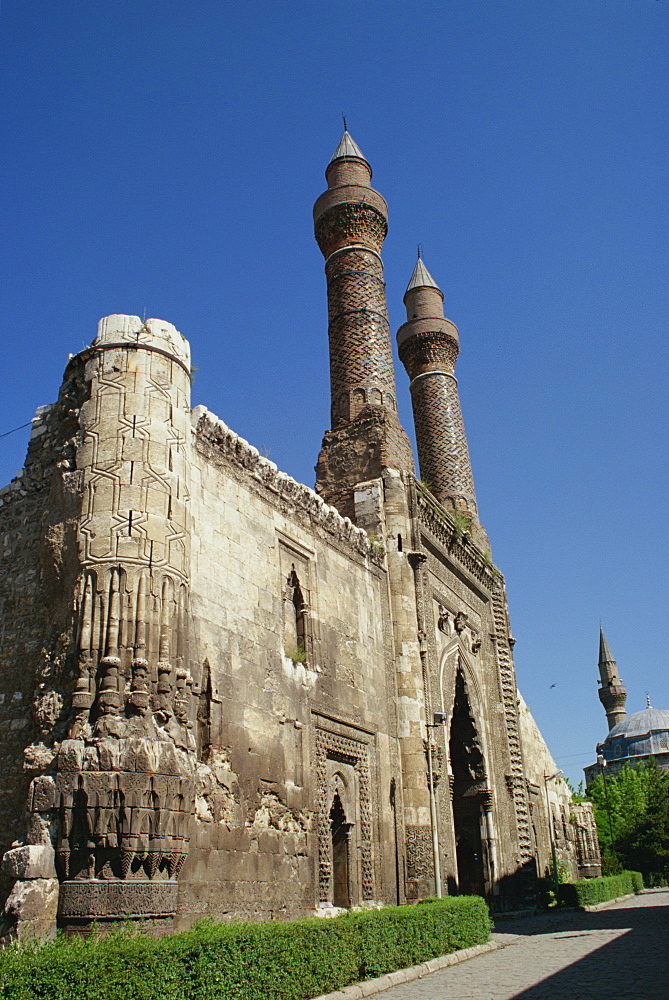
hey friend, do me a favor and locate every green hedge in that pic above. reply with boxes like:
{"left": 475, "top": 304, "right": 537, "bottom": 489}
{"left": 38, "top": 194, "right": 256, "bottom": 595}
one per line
{"left": 557, "top": 870, "right": 643, "bottom": 908}
{"left": 642, "top": 871, "right": 669, "bottom": 888}
{"left": 0, "top": 897, "right": 491, "bottom": 1000}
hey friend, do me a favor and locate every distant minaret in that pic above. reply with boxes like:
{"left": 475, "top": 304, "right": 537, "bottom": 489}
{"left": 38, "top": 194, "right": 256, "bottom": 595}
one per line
{"left": 314, "top": 129, "right": 414, "bottom": 519}
{"left": 598, "top": 627, "right": 627, "bottom": 730}
{"left": 397, "top": 254, "right": 485, "bottom": 542}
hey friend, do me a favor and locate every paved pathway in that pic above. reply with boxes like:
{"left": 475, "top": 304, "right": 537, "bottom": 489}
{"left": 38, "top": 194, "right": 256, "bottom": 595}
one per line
{"left": 375, "top": 888, "right": 669, "bottom": 1000}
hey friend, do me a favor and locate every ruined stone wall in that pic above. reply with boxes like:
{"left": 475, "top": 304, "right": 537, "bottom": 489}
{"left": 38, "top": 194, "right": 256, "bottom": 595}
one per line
{"left": 0, "top": 367, "right": 87, "bottom": 910}
{"left": 0, "top": 309, "right": 566, "bottom": 932}
{"left": 180, "top": 407, "right": 401, "bottom": 923}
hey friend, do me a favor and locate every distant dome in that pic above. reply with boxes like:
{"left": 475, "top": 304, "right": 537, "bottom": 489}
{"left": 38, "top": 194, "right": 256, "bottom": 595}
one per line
{"left": 593, "top": 704, "right": 669, "bottom": 779}
{"left": 607, "top": 706, "right": 669, "bottom": 740}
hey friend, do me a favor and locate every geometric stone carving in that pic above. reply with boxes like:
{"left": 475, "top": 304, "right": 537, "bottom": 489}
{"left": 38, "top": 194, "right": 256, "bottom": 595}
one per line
{"left": 405, "top": 824, "right": 433, "bottom": 881}
{"left": 58, "top": 879, "right": 179, "bottom": 919}
{"left": 314, "top": 727, "right": 374, "bottom": 902}
{"left": 50, "top": 316, "right": 197, "bottom": 921}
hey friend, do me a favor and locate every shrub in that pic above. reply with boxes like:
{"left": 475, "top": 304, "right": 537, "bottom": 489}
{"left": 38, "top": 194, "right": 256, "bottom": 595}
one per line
{"left": 353, "top": 897, "right": 491, "bottom": 980}
{"left": 0, "top": 897, "right": 490, "bottom": 1000}
{"left": 642, "top": 870, "right": 669, "bottom": 888}
{"left": 557, "top": 870, "right": 643, "bottom": 908}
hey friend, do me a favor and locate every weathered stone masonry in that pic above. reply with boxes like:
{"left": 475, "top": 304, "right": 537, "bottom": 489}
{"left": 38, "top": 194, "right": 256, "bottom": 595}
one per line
{"left": 0, "top": 130, "right": 598, "bottom": 938}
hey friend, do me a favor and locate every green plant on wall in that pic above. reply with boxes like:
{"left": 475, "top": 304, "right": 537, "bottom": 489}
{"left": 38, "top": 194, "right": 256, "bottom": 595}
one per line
{"left": 366, "top": 531, "right": 386, "bottom": 556}
{"left": 286, "top": 647, "right": 308, "bottom": 664}
{"left": 450, "top": 510, "right": 473, "bottom": 543}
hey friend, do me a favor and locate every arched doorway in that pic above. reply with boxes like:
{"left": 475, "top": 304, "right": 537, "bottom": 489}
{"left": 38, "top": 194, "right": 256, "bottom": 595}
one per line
{"left": 330, "top": 793, "right": 351, "bottom": 908}
{"left": 449, "top": 669, "right": 487, "bottom": 898}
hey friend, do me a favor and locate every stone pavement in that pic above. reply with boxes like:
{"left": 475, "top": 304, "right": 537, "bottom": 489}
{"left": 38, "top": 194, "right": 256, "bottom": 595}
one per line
{"left": 325, "top": 888, "right": 669, "bottom": 1000}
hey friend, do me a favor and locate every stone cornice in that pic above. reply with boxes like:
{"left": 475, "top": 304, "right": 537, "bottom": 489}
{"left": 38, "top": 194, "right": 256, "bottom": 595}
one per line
{"left": 192, "top": 406, "right": 384, "bottom": 568}
{"left": 414, "top": 481, "right": 499, "bottom": 591}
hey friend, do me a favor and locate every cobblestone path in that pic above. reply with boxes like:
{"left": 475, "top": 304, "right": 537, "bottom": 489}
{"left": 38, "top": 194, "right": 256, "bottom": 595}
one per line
{"left": 376, "top": 888, "right": 669, "bottom": 999}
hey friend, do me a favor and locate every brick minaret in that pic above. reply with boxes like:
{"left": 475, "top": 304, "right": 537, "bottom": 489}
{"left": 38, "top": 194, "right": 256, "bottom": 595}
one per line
{"left": 397, "top": 256, "right": 485, "bottom": 541}
{"left": 598, "top": 627, "right": 627, "bottom": 730}
{"left": 314, "top": 130, "right": 414, "bottom": 519}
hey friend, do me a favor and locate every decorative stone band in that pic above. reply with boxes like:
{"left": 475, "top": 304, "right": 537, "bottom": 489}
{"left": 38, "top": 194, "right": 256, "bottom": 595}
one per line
{"left": 416, "top": 488, "right": 496, "bottom": 588}
{"left": 405, "top": 824, "right": 434, "bottom": 882}
{"left": 409, "top": 370, "right": 458, "bottom": 388}
{"left": 58, "top": 880, "right": 178, "bottom": 919}
{"left": 71, "top": 340, "right": 192, "bottom": 380}
{"left": 314, "top": 201, "right": 388, "bottom": 259}
{"left": 324, "top": 243, "right": 383, "bottom": 266}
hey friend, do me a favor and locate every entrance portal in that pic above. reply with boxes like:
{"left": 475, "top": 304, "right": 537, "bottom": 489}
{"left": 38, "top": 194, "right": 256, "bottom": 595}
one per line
{"left": 453, "top": 798, "right": 485, "bottom": 897}
{"left": 449, "top": 669, "right": 487, "bottom": 898}
{"left": 330, "top": 793, "right": 350, "bottom": 908}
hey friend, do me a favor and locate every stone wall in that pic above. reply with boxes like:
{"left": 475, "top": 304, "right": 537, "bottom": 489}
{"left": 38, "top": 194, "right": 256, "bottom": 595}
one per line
{"left": 0, "top": 365, "right": 87, "bottom": 915}
{"left": 179, "top": 407, "right": 400, "bottom": 922}
{"left": 0, "top": 322, "right": 406, "bottom": 933}
{"left": 0, "top": 308, "right": 574, "bottom": 934}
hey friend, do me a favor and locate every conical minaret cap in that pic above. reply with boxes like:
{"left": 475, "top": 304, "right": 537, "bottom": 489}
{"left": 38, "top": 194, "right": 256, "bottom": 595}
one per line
{"left": 405, "top": 256, "right": 442, "bottom": 295}
{"left": 329, "top": 130, "right": 369, "bottom": 166}
{"left": 598, "top": 627, "right": 616, "bottom": 667}
{"left": 597, "top": 626, "right": 627, "bottom": 730}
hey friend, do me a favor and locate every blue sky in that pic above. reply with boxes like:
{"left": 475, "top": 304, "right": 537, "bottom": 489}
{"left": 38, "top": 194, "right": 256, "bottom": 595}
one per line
{"left": 1, "top": 0, "right": 667, "bottom": 787}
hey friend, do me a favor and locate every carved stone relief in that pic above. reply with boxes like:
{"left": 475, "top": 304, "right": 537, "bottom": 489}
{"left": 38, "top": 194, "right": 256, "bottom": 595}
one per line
{"left": 314, "top": 727, "right": 374, "bottom": 903}
{"left": 405, "top": 824, "right": 433, "bottom": 881}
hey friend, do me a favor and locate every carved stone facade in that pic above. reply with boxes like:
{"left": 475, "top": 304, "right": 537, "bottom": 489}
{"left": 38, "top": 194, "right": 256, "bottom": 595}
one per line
{"left": 0, "top": 131, "right": 597, "bottom": 938}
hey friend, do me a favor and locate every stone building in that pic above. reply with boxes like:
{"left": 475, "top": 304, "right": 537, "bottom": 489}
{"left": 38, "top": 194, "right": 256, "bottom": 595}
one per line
{"left": 0, "top": 130, "right": 596, "bottom": 937}
{"left": 518, "top": 695, "right": 600, "bottom": 881}
{"left": 584, "top": 629, "right": 669, "bottom": 786}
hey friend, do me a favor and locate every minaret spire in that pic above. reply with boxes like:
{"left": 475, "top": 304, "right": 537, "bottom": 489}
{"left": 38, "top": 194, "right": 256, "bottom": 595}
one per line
{"left": 397, "top": 253, "right": 486, "bottom": 543}
{"left": 597, "top": 627, "right": 627, "bottom": 730}
{"left": 314, "top": 131, "right": 414, "bottom": 519}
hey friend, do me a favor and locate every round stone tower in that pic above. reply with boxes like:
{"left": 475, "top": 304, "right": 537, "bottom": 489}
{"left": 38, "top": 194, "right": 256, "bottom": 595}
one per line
{"left": 51, "top": 316, "right": 197, "bottom": 928}
{"left": 397, "top": 257, "right": 484, "bottom": 539}
{"left": 314, "top": 130, "right": 414, "bottom": 519}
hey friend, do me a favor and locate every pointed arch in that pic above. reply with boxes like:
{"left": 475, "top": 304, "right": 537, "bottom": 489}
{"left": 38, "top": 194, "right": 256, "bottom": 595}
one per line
{"left": 329, "top": 792, "right": 351, "bottom": 908}
{"left": 437, "top": 640, "right": 495, "bottom": 899}
{"left": 437, "top": 641, "right": 490, "bottom": 773}
{"left": 285, "top": 566, "right": 309, "bottom": 661}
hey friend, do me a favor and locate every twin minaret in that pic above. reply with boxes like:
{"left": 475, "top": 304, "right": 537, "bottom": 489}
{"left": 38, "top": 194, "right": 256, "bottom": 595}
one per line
{"left": 397, "top": 258, "right": 479, "bottom": 522}
{"left": 314, "top": 130, "right": 481, "bottom": 531}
